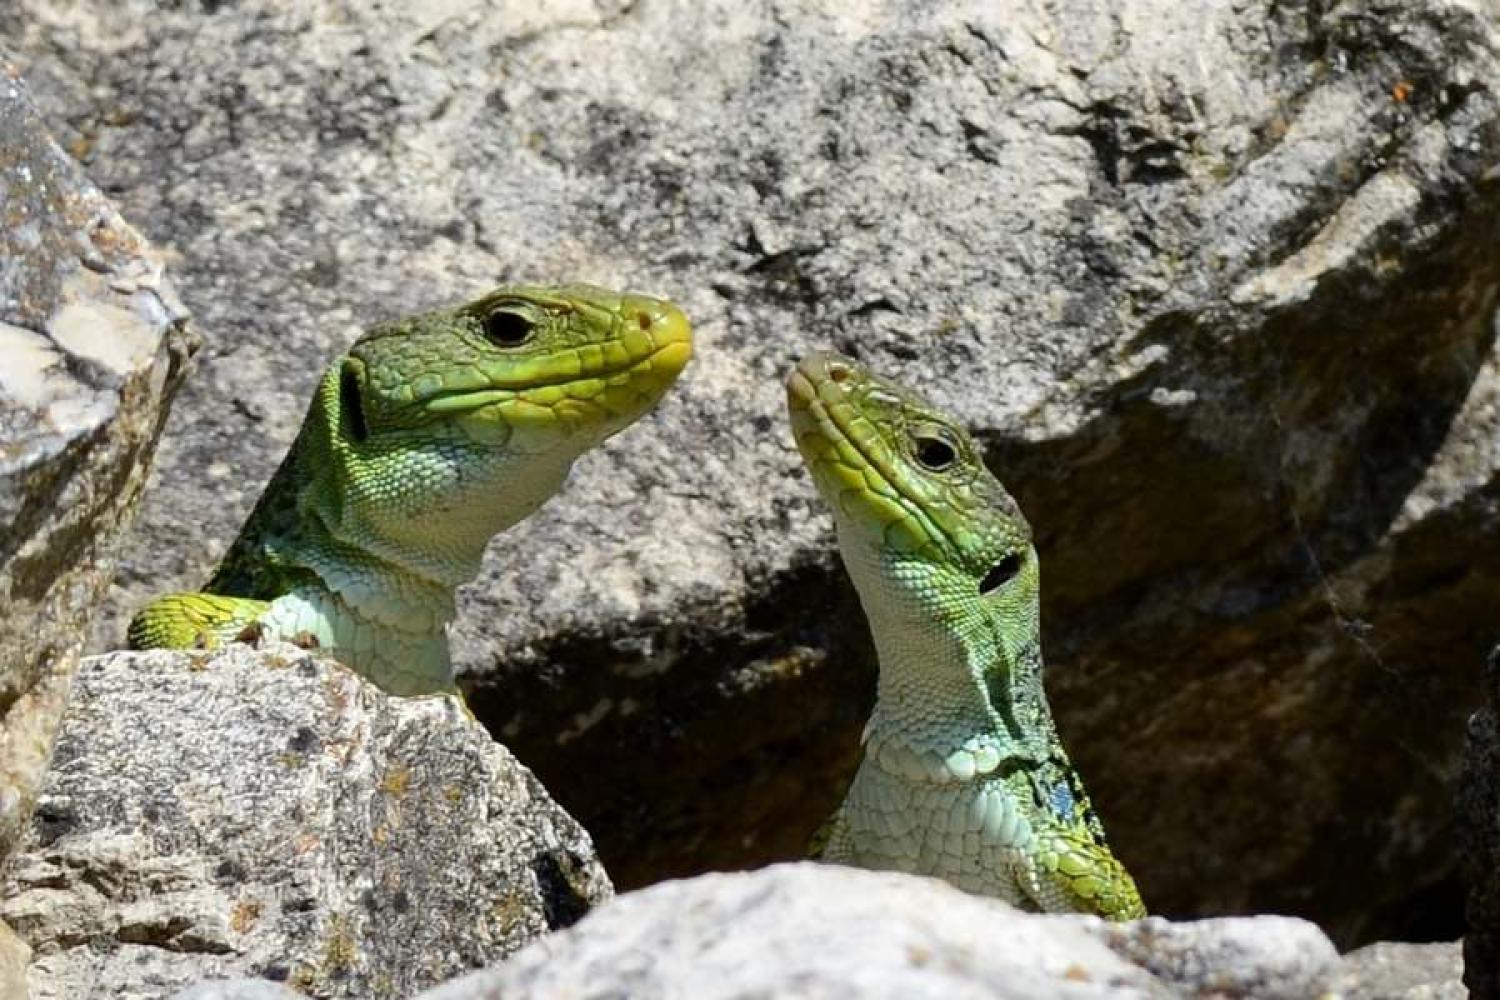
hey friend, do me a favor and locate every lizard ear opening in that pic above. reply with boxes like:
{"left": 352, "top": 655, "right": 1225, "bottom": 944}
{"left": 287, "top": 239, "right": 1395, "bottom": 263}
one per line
{"left": 978, "top": 552, "right": 1022, "bottom": 595}
{"left": 339, "top": 359, "right": 369, "bottom": 443}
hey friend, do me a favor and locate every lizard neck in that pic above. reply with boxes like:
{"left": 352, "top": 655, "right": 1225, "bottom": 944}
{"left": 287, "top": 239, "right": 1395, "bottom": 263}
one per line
{"left": 853, "top": 550, "right": 1057, "bottom": 781}
{"left": 297, "top": 365, "right": 576, "bottom": 593}
{"left": 210, "top": 363, "right": 576, "bottom": 693}
{"left": 232, "top": 365, "right": 575, "bottom": 606}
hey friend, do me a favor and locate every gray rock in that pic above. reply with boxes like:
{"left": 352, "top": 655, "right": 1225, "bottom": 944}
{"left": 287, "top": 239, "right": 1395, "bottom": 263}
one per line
{"left": 1094, "top": 915, "right": 1342, "bottom": 1000}
{"left": 1333, "top": 940, "right": 1464, "bottom": 1000}
{"left": 171, "top": 981, "right": 304, "bottom": 1000}
{"left": 0, "top": 643, "right": 611, "bottom": 1000}
{"left": 7, "top": 0, "right": 1500, "bottom": 942}
{"left": 0, "top": 53, "right": 198, "bottom": 996}
{"left": 417, "top": 862, "right": 1337, "bottom": 1000}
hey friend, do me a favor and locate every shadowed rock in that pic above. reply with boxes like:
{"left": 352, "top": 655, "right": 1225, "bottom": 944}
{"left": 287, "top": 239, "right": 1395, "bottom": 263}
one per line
{"left": 1460, "top": 645, "right": 1500, "bottom": 997}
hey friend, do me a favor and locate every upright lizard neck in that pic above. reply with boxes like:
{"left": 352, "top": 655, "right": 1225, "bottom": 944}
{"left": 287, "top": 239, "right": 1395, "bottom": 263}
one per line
{"left": 216, "top": 365, "right": 573, "bottom": 628}
{"left": 846, "top": 543, "right": 1058, "bottom": 782}
{"left": 866, "top": 608, "right": 1055, "bottom": 770}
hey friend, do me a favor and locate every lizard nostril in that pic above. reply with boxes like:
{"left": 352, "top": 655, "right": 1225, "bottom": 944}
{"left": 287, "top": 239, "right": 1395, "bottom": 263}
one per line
{"left": 827, "top": 361, "right": 852, "bottom": 383}
{"left": 636, "top": 311, "right": 653, "bottom": 331}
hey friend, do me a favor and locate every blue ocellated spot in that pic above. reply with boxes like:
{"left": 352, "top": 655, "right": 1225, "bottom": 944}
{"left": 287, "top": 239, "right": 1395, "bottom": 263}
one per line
{"left": 1049, "top": 780, "right": 1075, "bottom": 821}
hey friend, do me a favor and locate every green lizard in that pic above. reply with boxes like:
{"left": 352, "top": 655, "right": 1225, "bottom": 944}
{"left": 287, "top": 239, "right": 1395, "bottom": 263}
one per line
{"left": 786, "top": 350, "right": 1144, "bottom": 920}
{"left": 129, "top": 284, "right": 692, "bottom": 696}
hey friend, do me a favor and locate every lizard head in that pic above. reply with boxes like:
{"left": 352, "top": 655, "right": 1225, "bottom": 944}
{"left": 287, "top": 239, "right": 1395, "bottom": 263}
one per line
{"left": 344, "top": 283, "right": 692, "bottom": 450}
{"left": 312, "top": 284, "right": 691, "bottom": 578}
{"left": 786, "top": 350, "right": 1039, "bottom": 659}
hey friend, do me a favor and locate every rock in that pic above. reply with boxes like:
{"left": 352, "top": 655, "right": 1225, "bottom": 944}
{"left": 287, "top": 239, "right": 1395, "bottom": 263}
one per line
{"left": 416, "top": 863, "right": 1337, "bottom": 1000}
{"left": 7, "top": 0, "right": 1500, "bottom": 943}
{"left": 0, "top": 919, "right": 29, "bottom": 1000}
{"left": 1333, "top": 940, "right": 1464, "bottom": 1000}
{"left": 0, "top": 643, "right": 611, "bottom": 1000}
{"left": 0, "top": 53, "right": 198, "bottom": 993}
{"left": 170, "top": 981, "right": 305, "bottom": 1000}
{"left": 1460, "top": 646, "right": 1500, "bottom": 996}
{"left": 1097, "top": 915, "right": 1343, "bottom": 1000}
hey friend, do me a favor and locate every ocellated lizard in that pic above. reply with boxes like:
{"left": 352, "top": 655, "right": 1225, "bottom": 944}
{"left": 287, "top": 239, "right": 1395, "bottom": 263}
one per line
{"left": 787, "top": 350, "right": 1144, "bottom": 920}
{"left": 129, "top": 284, "right": 691, "bottom": 696}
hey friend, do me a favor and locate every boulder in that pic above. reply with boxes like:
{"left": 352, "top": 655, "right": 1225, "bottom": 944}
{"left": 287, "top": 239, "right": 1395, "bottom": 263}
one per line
{"left": 0, "top": 54, "right": 198, "bottom": 995}
{"left": 8, "top": 0, "right": 1500, "bottom": 942}
{"left": 0, "top": 644, "right": 611, "bottom": 999}
{"left": 416, "top": 863, "right": 1338, "bottom": 1000}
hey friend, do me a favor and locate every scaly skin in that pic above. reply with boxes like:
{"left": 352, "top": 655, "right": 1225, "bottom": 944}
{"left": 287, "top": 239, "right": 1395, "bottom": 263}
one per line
{"left": 786, "top": 351, "right": 1144, "bottom": 920}
{"left": 129, "top": 284, "right": 692, "bottom": 696}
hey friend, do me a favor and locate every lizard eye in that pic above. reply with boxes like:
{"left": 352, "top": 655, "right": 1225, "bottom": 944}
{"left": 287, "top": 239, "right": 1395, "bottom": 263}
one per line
{"left": 978, "top": 552, "right": 1022, "bottom": 595}
{"left": 481, "top": 309, "right": 535, "bottom": 347}
{"left": 913, "top": 435, "right": 957, "bottom": 471}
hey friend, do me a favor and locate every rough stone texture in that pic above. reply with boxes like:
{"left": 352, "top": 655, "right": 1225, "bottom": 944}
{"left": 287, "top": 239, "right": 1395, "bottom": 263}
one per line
{"left": 417, "top": 863, "right": 1337, "bottom": 1000}
{"left": 0, "top": 643, "right": 612, "bottom": 1000}
{"left": 1334, "top": 940, "right": 1464, "bottom": 999}
{"left": 0, "top": 918, "right": 29, "bottom": 1000}
{"left": 171, "top": 982, "right": 305, "bottom": 1000}
{"left": 7, "top": 0, "right": 1500, "bottom": 945}
{"left": 1460, "top": 645, "right": 1500, "bottom": 996}
{"left": 0, "top": 54, "right": 198, "bottom": 998}
{"left": 0, "top": 52, "right": 196, "bottom": 854}
{"left": 1097, "top": 914, "right": 1345, "bottom": 1000}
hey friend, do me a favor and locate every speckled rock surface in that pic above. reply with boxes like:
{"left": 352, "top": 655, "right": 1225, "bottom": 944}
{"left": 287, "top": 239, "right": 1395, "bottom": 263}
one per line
{"left": 171, "top": 981, "right": 305, "bottom": 1000}
{"left": 1096, "top": 913, "right": 1345, "bottom": 999}
{"left": 0, "top": 55, "right": 198, "bottom": 997}
{"left": 0, "top": 643, "right": 611, "bottom": 1000}
{"left": 417, "top": 863, "right": 1337, "bottom": 1000}
{"left": 1334, "top": 940, "right": 1463, "bottom": 1000}
{"left": 7, "top": 0, "right": 1500, "bottom": 944}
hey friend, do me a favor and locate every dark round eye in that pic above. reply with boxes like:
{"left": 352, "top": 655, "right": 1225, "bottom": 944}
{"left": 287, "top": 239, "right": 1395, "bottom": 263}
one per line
{"left": 481, "top": 309, "right": 534, "bottom": 346}
{"left": 913, "top": 436, "right": 957, "bottom": 471}
{"left": 979, "top": 553, "right": 1023, "bottom": 595}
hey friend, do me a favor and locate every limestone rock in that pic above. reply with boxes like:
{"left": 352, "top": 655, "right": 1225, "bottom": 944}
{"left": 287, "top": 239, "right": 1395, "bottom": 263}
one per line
{"left": 0, "top": 644, "right": 611, "bottom": 1000}
{"left": 416, "top": 863, "right": 1337, "bottom": 1000}
{"left": 0, "top": 54, "right": 198, "bottom": 996}
{"left": 8, "top": 0, "right": 1500, "bottom": 942}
